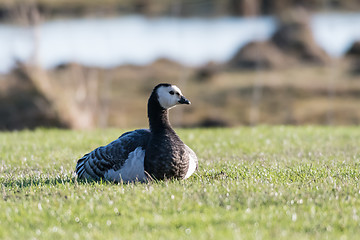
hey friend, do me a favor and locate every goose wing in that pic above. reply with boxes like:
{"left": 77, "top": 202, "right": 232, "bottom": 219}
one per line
{"left": 184, "top": 144, "right": 198, "bottom": 179}
{"left": 75, "top": 129, "right": 151, "bottom": 181}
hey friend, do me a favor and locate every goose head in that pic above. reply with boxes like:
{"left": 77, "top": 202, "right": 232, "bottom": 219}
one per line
{"left": 155, "top": 84, "right": 190, "bottom": 109}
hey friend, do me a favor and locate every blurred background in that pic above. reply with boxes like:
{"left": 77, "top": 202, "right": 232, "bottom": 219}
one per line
{"left": 1, "top": 0, "right": 360, "bottom": 130}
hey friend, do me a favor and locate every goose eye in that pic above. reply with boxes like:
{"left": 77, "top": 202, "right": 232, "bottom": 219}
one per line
{"left": 169, "top": 91, "right": 174, "bottom": 95}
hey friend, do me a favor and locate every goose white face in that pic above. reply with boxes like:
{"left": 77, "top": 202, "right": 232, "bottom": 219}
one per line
{"left": 157, "top": 85, "right": 190, "bottom": 109}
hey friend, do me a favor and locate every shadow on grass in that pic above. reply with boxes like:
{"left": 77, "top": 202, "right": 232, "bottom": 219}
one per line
{"left": 0, "top": 174, "right": 156, "bottom": 189}
{"left": 0, "top": 175, "right": 77, "bottom": 189}
{"left": 0, "top": 168, "right": 242, "bottom": 190}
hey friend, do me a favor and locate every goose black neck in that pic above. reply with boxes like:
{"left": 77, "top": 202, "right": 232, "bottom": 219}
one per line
{"left": 147, "top": 93, "right": 172, "bottom": 133}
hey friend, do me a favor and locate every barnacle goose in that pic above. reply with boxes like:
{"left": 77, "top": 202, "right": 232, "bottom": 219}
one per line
{"left": 75, "top": 83, "right": 198, "bottom": 182}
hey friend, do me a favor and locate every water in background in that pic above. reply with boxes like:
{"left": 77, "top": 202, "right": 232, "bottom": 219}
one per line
{"left": 0, "top": 13, "right": 360, "bottom": 74}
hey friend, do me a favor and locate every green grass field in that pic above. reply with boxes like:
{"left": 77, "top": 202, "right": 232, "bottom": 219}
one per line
{"left": 1, "top": 126, "right": 360, "bottom": 239}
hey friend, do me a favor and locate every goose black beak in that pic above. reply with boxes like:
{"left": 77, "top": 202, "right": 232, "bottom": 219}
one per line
{"left": 178, "top": 96, "right": 191, "bottom": 105}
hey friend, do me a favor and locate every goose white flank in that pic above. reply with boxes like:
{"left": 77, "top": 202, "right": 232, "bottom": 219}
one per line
{"left": 75, "top": 83, "right": 198, "bottom": 182}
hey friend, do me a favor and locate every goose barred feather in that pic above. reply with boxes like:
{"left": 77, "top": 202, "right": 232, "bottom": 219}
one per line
{"left": 76, "top": 129, "right": 151, "bottom": 181}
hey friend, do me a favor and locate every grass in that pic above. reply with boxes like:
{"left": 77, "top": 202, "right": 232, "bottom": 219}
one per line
{"left": 1, "top": 126, "right": 360, "bottom": 239}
